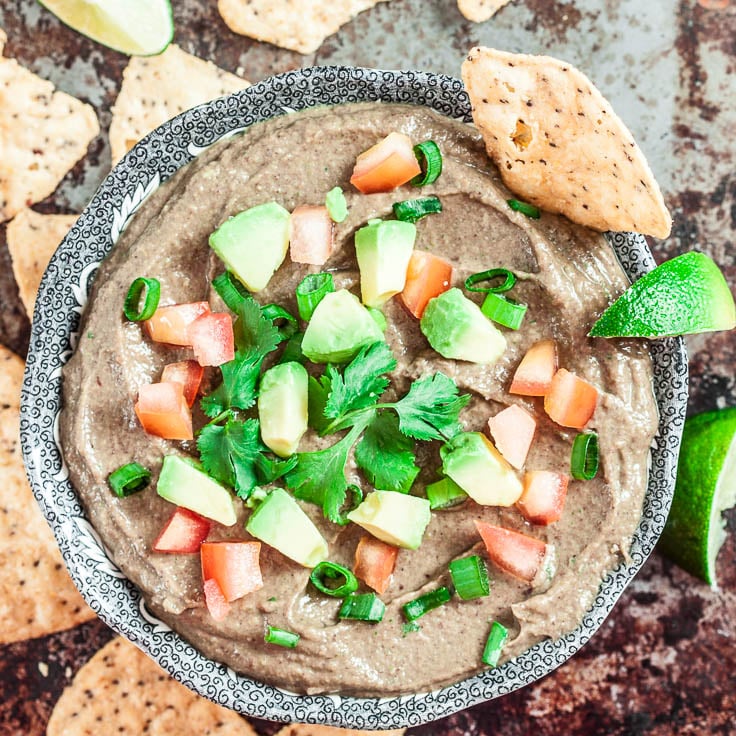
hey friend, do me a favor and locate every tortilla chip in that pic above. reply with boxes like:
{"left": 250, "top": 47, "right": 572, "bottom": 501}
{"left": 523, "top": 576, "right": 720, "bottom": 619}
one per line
{"left": 275, "top": 725, "right": 406, "bottom": 736}
{"left": 0, "top": 345, "right": 95, "bottom": 644}
{"left": 110, "top": 44, "right": 249, "bottom": 164}
{"left": 461, "top": 47, "right": 672, "bottom": 238}
{"left": 0, "top": 37, "right": 99, "bottom": 223}
{"left": 217, "top": 0, "right": 388, "bottom": 55}
{"left": 7, "top": 208, "right": 76, "bottom": 317}
{"left": 458, "top": 0, "right": 512, "bottom": 22}
{"left": 47, "top": 637, "right": 259, "bottom": 735}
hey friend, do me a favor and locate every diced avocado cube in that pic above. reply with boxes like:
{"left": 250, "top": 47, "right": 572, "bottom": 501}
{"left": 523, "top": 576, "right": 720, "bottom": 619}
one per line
{"left": 246, "top": 488, "right": 328, "bottom": 567}
{"left": 355, "top": 219, "right": 416, "bottom": 307}
{"left": 420, "top": 288, "right": 507, "bottom": 364}
{"left": 301, "top": 289, "right": 384, "bottom": 363}
{"left": 157, "top": 455, "right": 237, "bottom": 526}
{"left": 440, "top": 432, "right": 522, "bottom": 506}
{"left": 209, "top": 202, "right": 290, "bottom": 292}
{"left": 258, "top": 362, "right": 308, "bottom": 457}
{"left": 347, "top": 490, "right": 431, "bottom": 550}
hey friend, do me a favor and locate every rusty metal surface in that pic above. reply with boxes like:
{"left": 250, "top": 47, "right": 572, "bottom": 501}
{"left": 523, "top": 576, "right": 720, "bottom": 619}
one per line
{"left": 0, "top": 0, "right": 734, "bottom": 734}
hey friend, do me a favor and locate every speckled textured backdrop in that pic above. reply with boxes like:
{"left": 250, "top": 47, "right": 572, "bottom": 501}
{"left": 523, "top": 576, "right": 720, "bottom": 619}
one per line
{"left": 0, "top": 1, "right": 734, "bottom": 734}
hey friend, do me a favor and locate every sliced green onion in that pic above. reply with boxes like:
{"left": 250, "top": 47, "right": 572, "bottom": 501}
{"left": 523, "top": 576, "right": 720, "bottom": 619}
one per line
{"left": 481, "top": 292, "right": 527, "bottom": 330}
{"left": 295, "top": 272, "right": 335, "bottom": 321}
{"left": 465, "top": 268, "right": 517, "bottom": 294}
{"left": 334, "top": 484, "right": 363, "bottom": 526}
{"left": 411, "top": 140, "right": 443, "bottom": 187}
{"left": 507, "top": 198, "right": 540, "bottom": 219}
{"left": 280, "top": 331, "right": 307, "bottom": 365}
{"left": 392, "top": 196, "right": 442, "bottom": 223}
{"left": 309, "top": 561, "right": 359, "bottom": 597}
{"left": 571, "top": 431, "right": 599, "bottom": 480}
{"left": 262, "top": 304, "right": 298, "bottom": 341}
{"left": 402, "top": 621, "right": 421, "bottom": 635}
{"left": 449, "top": 555, "right": 490, "bottom": 600}
{"left": 402, "top": 586, "right": 452, "bottom": 622}
{"left": 482, "top": 621, "right": 509, "bottom": 667}
{"left": 264, "top": 625, "right": 300, "bottom": 648}
{"left": 426, "top": 477, "right": 467, "bottom": 510}
{"left": 338, "top": 593, "right": 385, "bottom": 623}
{"left": 325, "top": 186, "right": 348, "bottom": 223}
{"left": 123, "top": 277, "right": 160, "bottom": 321}
{"left": 108, "top": 462, "right": 151, "bottom": 498}
{"left": 212, "top": 270, "right": 250, "bottom": 313}
{"left": 367, "top": 307, "right": 387, "bottom": 332}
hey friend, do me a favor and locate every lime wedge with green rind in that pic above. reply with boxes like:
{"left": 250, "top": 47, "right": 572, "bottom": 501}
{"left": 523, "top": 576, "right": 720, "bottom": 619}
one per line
{"left": 659, "top": 407, "right": 736, "bottom": 587}
{"left": 38, "top": 0, "right": 174, "bottom": 56}
{"left": 589, "top": 252, "right": 736, "bottom": 338}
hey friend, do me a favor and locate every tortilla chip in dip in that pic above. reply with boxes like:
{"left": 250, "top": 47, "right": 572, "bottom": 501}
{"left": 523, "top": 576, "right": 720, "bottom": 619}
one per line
{"left": 47, "top": 637, "right": 260, "bottom": 735}
{"left": 458, "top": 0, "right": 512, "bottom": 22}
{"left": 0, "top": 30, "right": 99, "bottom": 223}
{"left": 217, "top": 0, "right": 388, "bottom": 54}
{"left": 0, "top": 345, "right": 95, "bottom": 644}
{"left": 7, "top": 208, "right": 76, "bottom": 317}
{"left": 461, "top": 47, "right": 672, "bottom": 238}
{"left": 109, "top": 44, "right": 249, "bottom": 164}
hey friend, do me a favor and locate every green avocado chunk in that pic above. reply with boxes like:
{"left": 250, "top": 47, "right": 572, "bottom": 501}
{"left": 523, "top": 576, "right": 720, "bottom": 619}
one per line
{"left": 157, "top": 455, "right": 237, "bottom": 526}
{"left": 209, "top": 202, "right": 290, "bottom": 293}
{"left": 301, "top": 289, "right": 384, "bottom": 363}
{"left": 246, "top": 488, "right": 328, "bottom": 568}
{"left": 420, "top": 288, "right": 506, "bottom": 364}
{"left": 347, "top": 490, "right": 431, "bottom": 550}
{"left": 258, "top": 362, "right": 309, "bottom": 458}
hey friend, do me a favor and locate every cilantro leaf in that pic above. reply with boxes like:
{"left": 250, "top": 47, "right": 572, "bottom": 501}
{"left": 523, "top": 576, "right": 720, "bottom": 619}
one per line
{"left": 285, "top": 417, "right": 370, "bottom": 522}
{"left": 391, "top": 372, "right": 470, "bottom": 441}
{"left": 307, "top": 374, "right": 333, "bottom": 434}
{"left": 233, "top": 295, "right": 280, "bottom": 358}
{"left": 324, "top": 342, "right": 396, "bottom": 421}
{"left": 355, "top": 412, "right": 419, "bottom": 493}
{"left": 200, "top": 354, "right": 262, "bottom": 417}
{"left": 197, "top": 418, "right": 292, "bottom": 499}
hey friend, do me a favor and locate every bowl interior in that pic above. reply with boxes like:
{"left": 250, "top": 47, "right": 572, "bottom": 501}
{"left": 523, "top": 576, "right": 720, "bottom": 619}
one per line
{"left": 20, "top": 66, "right": 688, "bottom": 729}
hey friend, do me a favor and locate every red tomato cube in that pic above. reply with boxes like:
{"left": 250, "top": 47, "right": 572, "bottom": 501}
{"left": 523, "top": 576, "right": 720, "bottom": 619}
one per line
{"left": 161, "top": 360, "right": 204, "bottom": 407}
{"left": 290, "top": 205, "right": 335, "bottom": 265}
{"left": 203, "top": 578, "right": 230, "bottom": 621}
{"left": 516, "top": 471, "right": 570, "bottom": 525}
{"left": 544, "top": 369, "right": 598, "bottom": 429}
{"left": 134, "top": 382, "right": 193, "bottom": 441}
{"left": 350, "top": 132, "right": 422, "bottom": 194}
{"left": 152, "top": 507, "right": 211, "bottom": 553}
{"left": 144, "top": 302, "right": 211, "bottom": 346}
{"left": 187, "top": 312, "right": 235, "bottom": 367}
{"left": 475, "top": 521, "right": 553, "bottom": 584}
{"left": 399, "top": 250, "right": 453, "bottom": 319}
{"left": 200, "top": 541, "right": 263, "bottom": 603}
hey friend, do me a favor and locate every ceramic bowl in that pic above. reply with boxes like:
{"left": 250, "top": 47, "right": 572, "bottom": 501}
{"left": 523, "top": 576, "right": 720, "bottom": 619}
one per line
{"left": 20, "top": 66, "right": 688, "bottom": 729}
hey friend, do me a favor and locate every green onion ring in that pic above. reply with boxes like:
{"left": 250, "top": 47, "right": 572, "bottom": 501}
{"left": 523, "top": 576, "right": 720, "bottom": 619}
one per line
{"left": 123, "top": 277, "right": 160, "bottom": 321}
{"left": 262, "top": 304, "right": 298, "bottom": 341}
{"left": 448, "top": 555, "right": 490, "bottom": 600}
{"left": 264, "top": 625, "right": 300, "bottom": 648}
{"left": 465, "top": 268, "right": 517, "bottom": 294}
{"left": 213, "top": 270, "right": 249, "bottom": 313}
{"left": 402, "top": 586, "right": 452, "bottom": 621}
{"left": 571, "top": 432, "right": 600, "bottom": 480}
{"left": 338, "top": 593, "right": 386, "bottom": 623}
{"left": 411, "top": 140, "right": 443, "bottom": 187}
{"left": 507, "top": 198, "right": 541, "bottom": 219}
{"left": 108, "top": 462, "right": 151, "bottom": 498}
{"left": 392, "top": 196, "right": 443, "bottom": 223}
{"left": 482, "top": 621, "right": 509, "bottom": 667}
{"left": 310, "top": 561, "right": 359, "bottom": 597}
{"left": 481, "top": 292, "right": 527, "bottom": 330}
{"left": 295, "top": 272, "right": 335, "bottom": 321}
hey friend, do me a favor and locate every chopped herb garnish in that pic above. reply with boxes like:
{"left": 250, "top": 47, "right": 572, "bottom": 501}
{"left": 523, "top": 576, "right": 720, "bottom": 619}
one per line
{"left": 310, "top": 561, "right": 359, "bottom": 597}
{"left": 338, "top": 593, "right": 386, "bottom": 623}
{"left": 402, "top": 621, "right": 421, "bottom": 636}
{"left": 481, "top": 292, "right": 527, "bottom": 331}
{"left": 449, "top": 555, "right": 490, "bottom": 600}
{"left": 571, "top": 431, "right": 599, "bottom": 480}
{"left": 295, "top": 272, "right": 335, "bottom": 321}
{"left": 265, "top": 625, "right": 300, "bottom": 648}
{"left": 464, "top": 268, "right": 517, "bottom": 294}
{"left": 482, "top": 621, "right": 508, "bottom": 667}
{"left": 108, "top": 462, "right": 151, "bottom": 497}
{"left": 402, "top": 586, "right": 452, "bottom": 621}
{"left": 411, "top": 140, "right": 443, "bottom": 187}
{"left": 507, "top": 198, "right": 540, "bottom": 219}
{"left": 123, "top": 277, "right": 160, "bottom": 321}
{"left": 393, "top": 196, "right": 442, "bottom": 223}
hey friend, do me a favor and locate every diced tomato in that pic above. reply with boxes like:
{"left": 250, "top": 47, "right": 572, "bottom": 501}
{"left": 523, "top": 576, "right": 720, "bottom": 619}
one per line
{"left": 161, "top": 360, "right": 204, "bottom": 407}
{"left": 152, "top": 507, "right": 211, "bottom": 553}
{"left": 516, "top": 471, "right": 569, "bottom": 526}
{"left": 350, "top": 132, "right": 422, "bottom": 194}
{"left": 353, "top": 535, "right": 399, "bottom": 595}
{"left": 487, "top": 404, "right": 537, "bottom": 470}
{"left": 144, "top": 302, "right": 211, "bottom": 346}
{"left": 509, "top": 339, "right": 558, "bottom": 396}
{"left": 187, "top": 312, "right": 235, "bottom": 367}
{"left": 203, "top": 578, "right": 230, "bottom": 621}
{"left": 290, "top": 205, "right": 335, "bottom": 265}
{"left": 200, "top": 541, "right": 263, "bottom": 603}
{"left": 134, "top": 382, "right": 193, "bottom": 440}
{"left": 544, "top": 369, "right": 598, "bottom": 429}
{"left": 399, "top": 249, "right": 453, "bottom": 319}
{"left": 475, "top": 521, "right": 551, "bottom": 584}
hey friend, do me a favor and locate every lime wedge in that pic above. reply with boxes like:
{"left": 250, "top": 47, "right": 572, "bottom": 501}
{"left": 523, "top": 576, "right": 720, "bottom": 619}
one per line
{"left": 38, "top": 0, "right": 174, "bottom": 56}
{"left": 659, "top": 407, "right": 736, "bottom": 587}
{"left": 589, "top": 252, "right": 736, "bottom": 338}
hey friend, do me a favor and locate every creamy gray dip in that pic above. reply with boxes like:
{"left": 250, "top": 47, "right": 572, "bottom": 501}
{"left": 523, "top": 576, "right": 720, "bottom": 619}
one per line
{"left": 61, "top": 103, "right": 658, "bottom": 696}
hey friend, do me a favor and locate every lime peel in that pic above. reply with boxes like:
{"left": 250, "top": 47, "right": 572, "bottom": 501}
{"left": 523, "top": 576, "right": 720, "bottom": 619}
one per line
{"left": 38, "top": 0, "right": 174, "bottom": 56}
{"left": 659, "top": 407, "right": 736, "bottom": 588}
{"left": 589, "top": 252, "right": 736, "bottom": 338}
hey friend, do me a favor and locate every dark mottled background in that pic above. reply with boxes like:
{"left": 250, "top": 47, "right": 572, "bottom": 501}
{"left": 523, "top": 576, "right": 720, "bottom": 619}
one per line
{"left": 0, "top": 1, "right": 734, "bottom": 734}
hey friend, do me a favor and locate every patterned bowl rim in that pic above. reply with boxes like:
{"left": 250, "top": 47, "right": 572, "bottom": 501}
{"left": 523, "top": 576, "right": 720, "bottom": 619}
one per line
{"left": 20, "top": 66, "right": 688, "bottom": 729}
